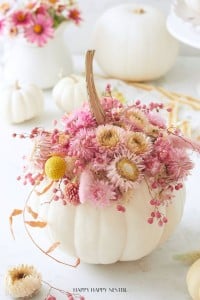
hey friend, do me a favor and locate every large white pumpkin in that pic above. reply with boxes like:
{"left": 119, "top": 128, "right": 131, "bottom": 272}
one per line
{"left": 187, "top": 258, "right": 200, "bottom": 299}
{"left": 185, "top": 0, "right": 200, "bottom": 12}
{"left": 29, "top": 181, "right": 185, "bottom": 264}
{"left": 92, "top": 4, "right": 179, "bottom": 81}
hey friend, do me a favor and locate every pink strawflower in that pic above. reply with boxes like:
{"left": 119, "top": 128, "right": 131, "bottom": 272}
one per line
{"left": 147, "top": 112, "right": 166, "bottom": 129}
{"left": 79, "top": 169, "right": 116, "bottom": 206}
{"left": 68, "top": 8, "right": 82, "bottom": 25}
{"left": 68, "top": 128, "right": 97, "bottom": 161}
{"left": 62, "top": 106, "right": 96, "bottom": 135}
{"left": 24, "top": 14, "right": 54, "bottom": 46}
{"left": 11, "top": 10, "right": 32, "bottom": 27}
{"left": 107, "top": 150, "right": 144, "bottom": 192}
{"left": 101, "top": 97, "right": 122, "bottom": 111}
{"left": 166, "top": 148, "right": 194, "bottom": 181}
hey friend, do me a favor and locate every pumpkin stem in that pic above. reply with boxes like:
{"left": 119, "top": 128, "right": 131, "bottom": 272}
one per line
{"left": 15, "top": 81, "right": 21, "bottom": 90}
{"left": 85, "top": 50, "right": 106, "bottom": 125}
{"left": 133, "top": 8, "right": 145, "bottom": 14}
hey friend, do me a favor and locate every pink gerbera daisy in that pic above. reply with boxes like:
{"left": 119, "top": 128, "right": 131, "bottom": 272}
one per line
{"left": 11, "top": 10, "right": 32, "bottom": 27}
{"left": 24, "top": 14, "right": 54, "bottom": 46}
{"left": 68, "top": 8, "right": 82, "bottom": 25}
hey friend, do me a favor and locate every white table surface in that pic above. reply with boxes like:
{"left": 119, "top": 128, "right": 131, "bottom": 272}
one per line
{"left": 0, "top": 55, "right": 200, "bottom": 300}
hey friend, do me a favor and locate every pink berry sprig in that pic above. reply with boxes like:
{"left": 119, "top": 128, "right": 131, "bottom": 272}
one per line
{"left": 43, "top": 280, "right": 85, "bottom": 300}
{"left": 148, "top": 198, "right": 168, "bottom": 226}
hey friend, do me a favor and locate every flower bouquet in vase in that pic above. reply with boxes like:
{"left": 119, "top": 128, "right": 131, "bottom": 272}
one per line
{"left": 15, "top": 51, "right": 200, "bottom": 264}
{"left": 1, "top": 0, "right": 82, "bottom": 89}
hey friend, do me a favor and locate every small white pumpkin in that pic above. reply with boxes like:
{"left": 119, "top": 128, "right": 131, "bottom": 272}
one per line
{"left": 185, "top": 0, "right": 200, "bottom": 12}
{"left": 52, "top": 75, "right": 88, "bottom": 112}
{"left": 29, "top": 181, "right": 185, "bottom": 264}
{"left": 187, "top": 258, "right": 200, "bottom": 299}
{"left": 92, "top": 4, "right": 179, "bottom": 81}
{"left": 0, "top": 82, "right": 44, "bottom": 124}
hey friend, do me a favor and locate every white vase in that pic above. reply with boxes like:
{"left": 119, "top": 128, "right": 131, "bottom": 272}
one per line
{"left": 3, "top": 24, "right": 73, "bottom": 89}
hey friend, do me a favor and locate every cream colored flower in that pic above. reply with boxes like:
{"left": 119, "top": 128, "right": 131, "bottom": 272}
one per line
{"left": 125, "top": 131, "right": 152, "bottom": 155}
{"left": 125, "top": 108, "right": 148, "bottom": 129}
{"left": 107, "top": 150, "right": 144, "bottom": 192}
{"left": 4, "top": 264, "right": 42, "bottom": 299}
{"left": 96, "top": 124, "right": 124, "bottom": 149}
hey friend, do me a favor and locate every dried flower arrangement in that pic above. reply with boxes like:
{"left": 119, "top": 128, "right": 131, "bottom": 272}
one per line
{"left": 14, "top": 50, "right": 200, "bottom": 228}
{"left": 0, "top": 0, "right": 82, "bottom": 46}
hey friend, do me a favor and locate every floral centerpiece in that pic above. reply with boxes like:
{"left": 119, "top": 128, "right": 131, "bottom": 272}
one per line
{"left": 1, "top": 0, "right": 82, "bottom": 88}
{"left": 0, "top": 0, "right": 82, "bottom": 46}
{"left": 14, "top": 51, "right": 200, "bottom": 264}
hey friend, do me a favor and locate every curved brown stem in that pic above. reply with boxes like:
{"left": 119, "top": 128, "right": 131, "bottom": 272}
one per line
{"left": 85, "top": 50, "right": 106, "bottom": 125}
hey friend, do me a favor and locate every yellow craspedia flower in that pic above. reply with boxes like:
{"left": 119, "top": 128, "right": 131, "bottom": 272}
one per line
{"left": 45, "top": 156, "right": 66, "bottom": 180}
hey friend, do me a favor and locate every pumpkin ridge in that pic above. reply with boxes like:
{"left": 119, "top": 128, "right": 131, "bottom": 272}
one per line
{"left": 119, "top": 207, "right": 128, "bottom": 261}
{"left": 71, "top": 204, "right": 78, "bottom": 259}
{"left": 22, "top": 89, "right": 35, "bottom": 119}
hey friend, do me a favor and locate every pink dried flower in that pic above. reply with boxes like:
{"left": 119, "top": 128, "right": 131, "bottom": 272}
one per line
{"left": 68, "top": 128, "right": 97, "bottom": 161}
{"left": 62, "top": 107, "right": 96, "bottom": 135}
{"left": 166, "top": 149, "right": 194, "bottom": 181}
{"left": 96, "top": 124, "right": 124, "bottom": 152}
{"left": 107, "top": 150, "right": 144, "bottom": 192}
{"left": 169, "top": 134, "right": 200, "bottom": 153}
{"left": 124, "top": 107, "right": 149, "bottom": 130}
{"left": 65, "top": 182, "right": 80, "bottom": 205}
{"left": 24, "top": 14, "right": 54, "bottom": 46}
{"left": 101, "top": 97, "right": 122, "bottom": 111}
{"left": 147, "top": 112, "right": 166, "bottom": 129}
{"left": 125, "top": 131, "right": 152, "bottom": 155}
{"left": 79, "top": 169, "right": 116, "bottom": 206}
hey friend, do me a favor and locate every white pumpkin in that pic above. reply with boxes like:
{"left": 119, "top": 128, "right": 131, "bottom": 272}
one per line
{"left": 187, "top": 258, "right": 200, "bottom": 299}
{"left": 29, "top": 181, "right": 185, "bottom": 264}
{"left": 0, "top": 82, "right": 44, "bottom": 124}
{"left": 92, "top": 4, "right": 179, "bottom": 81}
{"left": 52, "top": 75, "right": 88, "bottom": 112}
{"left": 185, "top": 0, "right": 200, "bottom": 12}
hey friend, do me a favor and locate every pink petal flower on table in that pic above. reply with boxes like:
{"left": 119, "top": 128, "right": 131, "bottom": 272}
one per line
{"left": 24, "top": 14, "right": 54, "bottom": 46}
{"left": 79, "top": 169, "right": 116, "bottom": 206}
{"left": 68, "top": 8, "right": 82, "bottom": 25}
{"left": 107, "top": 150, "right": 144, "bottom": 192}
{"left": 11, "top": 10, "right": 32, "bottom": 26}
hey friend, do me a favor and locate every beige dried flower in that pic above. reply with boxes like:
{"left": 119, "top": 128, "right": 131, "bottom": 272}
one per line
{"left": 4, "top": 264, "right": 42, "bottom": 299}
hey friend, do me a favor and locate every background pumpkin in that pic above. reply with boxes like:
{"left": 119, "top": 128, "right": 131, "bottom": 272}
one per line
{"left": 92, "top": 3, "right": 179, "bottom": 81}
{"left": 52, "top": 75, "right": 88, "bottom": 113}
{"left": 0, "top": 82, "right": 44, "bottom": 124}
{"left": 187, "top": 258, "right": 200, "bottom": 300}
